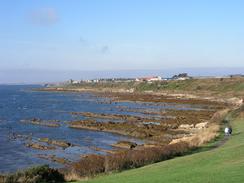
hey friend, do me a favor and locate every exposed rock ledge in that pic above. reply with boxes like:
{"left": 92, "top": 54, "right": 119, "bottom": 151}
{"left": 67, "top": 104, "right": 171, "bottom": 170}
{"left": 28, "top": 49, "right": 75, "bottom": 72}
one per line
{"left": 112, "top": 141, "right": 137, "bottom": 149}
{"left": 178, "top": 122, "right": 209, "bottom": 130}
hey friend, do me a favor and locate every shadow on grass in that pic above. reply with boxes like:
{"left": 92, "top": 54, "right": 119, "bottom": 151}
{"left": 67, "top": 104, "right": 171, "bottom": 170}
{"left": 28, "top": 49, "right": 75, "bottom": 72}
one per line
{"left": 183, "top": 134, "right": 226, "bottom": 155}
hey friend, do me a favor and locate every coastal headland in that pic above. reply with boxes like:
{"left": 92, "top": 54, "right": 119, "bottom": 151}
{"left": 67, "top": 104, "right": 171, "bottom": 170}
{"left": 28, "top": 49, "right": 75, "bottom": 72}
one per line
{"left": 1, "top": 77, "right": 243, "bottom": 182}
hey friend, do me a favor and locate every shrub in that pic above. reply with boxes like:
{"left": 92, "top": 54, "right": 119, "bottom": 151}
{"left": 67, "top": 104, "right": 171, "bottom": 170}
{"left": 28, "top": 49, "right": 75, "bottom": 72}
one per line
{"left": 2, "top": 165, "right": 64, "bottom": 183}
{"left": 68, "top": 142, "right": 191, "bottom": 180}
{"left": 104, "top": 151, "right": 128, "bottom": 172}
{"left": 72, "top": 154, "right": 105, "bottom": 177}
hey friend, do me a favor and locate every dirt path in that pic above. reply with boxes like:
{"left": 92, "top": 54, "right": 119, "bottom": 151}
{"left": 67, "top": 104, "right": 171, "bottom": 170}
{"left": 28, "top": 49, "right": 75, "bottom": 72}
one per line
{"left": 211, "top": 135, "right": 230, "bottom": 149}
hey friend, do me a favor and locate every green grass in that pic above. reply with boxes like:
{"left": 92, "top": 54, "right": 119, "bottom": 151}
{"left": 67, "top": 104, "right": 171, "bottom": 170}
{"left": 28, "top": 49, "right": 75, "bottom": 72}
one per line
{"left": 76, "top": 116, "right": 244, "bottom": 183}
{"left": 66, "top": 77, "right": 244, "bottom": 97}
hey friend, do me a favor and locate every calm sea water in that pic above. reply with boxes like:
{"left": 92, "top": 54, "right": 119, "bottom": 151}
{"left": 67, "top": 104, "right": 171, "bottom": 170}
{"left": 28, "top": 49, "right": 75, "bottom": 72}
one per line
{"left": 0, "top": 85, "right": 203, "bottom": 173}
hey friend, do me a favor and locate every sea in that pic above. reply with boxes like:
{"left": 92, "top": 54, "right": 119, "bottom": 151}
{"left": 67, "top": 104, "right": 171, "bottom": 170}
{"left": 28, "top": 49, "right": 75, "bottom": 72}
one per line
{"left": 0, "top": 85, "right": 203, "bottom": 173}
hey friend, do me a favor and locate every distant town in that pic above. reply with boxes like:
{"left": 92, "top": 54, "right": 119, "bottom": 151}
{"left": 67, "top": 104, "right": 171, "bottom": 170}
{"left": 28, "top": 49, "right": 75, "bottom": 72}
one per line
{"left": 47, "top": 73, "right": 244, "bottom": 87}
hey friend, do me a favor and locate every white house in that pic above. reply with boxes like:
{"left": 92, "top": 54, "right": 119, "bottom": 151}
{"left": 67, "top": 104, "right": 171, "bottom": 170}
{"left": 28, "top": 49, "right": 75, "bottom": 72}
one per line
{"left": 136, "top": 76, "right": 162, "bottom": 82}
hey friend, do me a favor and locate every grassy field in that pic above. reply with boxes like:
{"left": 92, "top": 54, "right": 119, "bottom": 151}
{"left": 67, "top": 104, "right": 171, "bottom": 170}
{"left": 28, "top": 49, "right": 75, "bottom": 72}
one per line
{"left": 76, "top": 113, "right": 244, "bottom": 183}
{"left": 66, "top": 77, "right": 244, "bottom": 97}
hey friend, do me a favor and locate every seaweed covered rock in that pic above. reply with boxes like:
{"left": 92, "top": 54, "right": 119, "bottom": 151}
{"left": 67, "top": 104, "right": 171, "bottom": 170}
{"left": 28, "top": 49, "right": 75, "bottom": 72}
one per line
{"left": 112, "top": 141, "right": 137, "bottom": 149}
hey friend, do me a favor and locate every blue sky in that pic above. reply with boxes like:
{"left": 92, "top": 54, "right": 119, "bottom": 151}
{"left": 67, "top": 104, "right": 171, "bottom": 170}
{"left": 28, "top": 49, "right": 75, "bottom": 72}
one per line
{"left": 0, "top": 0, "right": 244, "bottom": 80}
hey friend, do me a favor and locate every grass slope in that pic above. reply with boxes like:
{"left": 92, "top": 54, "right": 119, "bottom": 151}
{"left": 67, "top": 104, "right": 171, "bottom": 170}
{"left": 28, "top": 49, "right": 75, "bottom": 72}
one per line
{"left": 67, "top": 77, "right": 244, "bottom": 97}
{"left": 78, "top": 116, "right": 244, "bottom": 183}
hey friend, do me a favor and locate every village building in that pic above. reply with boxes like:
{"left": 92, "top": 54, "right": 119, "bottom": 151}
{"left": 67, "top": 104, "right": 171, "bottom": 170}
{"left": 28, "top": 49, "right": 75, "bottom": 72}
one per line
{"left": 136, "top": 76, "right": 162, "bottom": 82}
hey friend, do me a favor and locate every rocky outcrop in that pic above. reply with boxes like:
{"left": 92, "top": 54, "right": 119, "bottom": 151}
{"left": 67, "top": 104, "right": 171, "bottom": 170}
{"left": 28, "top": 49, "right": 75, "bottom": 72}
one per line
{"left": 178, "top": 124, "right": 194, "bottom": 129}
{"left": 112, "top": 141, "right": 137, "bottom": 149}
{"left": 39, "top": 138, "right": 72, "bottom": 149}
{"left": 178, "top": 122, "right": 208, "bottom": 130}
{"left": 195, "top": 122, "right": 208, "bottom": 129}
{"left": 69, "top": 119, "right": 171, "bottom": 140}
{"left": 38, "top": 154, "right": 70, "bottom": 164}
{"left": 26, "top": 143, "right": 56, "bottom": 150}
{"left": 21, "top": 118, "right": 60, "bottom": 128}
{"left": 71, "top": 112, "right": 166, "bottom": 123}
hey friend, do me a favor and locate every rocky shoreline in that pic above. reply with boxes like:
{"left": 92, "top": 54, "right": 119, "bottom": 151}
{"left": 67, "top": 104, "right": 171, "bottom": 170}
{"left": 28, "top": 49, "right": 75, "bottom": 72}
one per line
{"left": 2, "top": 87, "right": 242, "bottom": 182}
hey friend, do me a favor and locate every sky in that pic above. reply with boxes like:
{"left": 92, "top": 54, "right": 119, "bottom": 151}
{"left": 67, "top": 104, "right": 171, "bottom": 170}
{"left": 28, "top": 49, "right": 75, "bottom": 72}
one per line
{"left": 0, "top": 0, "right": 244, "bottom": 83}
